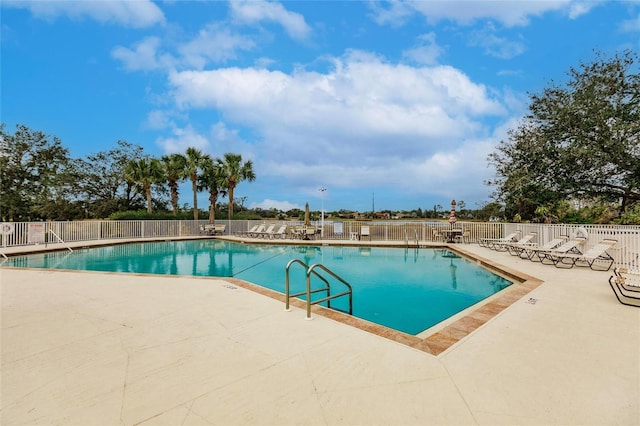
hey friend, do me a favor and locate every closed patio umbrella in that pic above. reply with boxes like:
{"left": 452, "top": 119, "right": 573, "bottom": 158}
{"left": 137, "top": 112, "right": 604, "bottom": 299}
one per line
{"left": 449, "top": 199, "right": 457, "bottom": 229}
{"left": 304, "top": 202, "right": 310, "bottom": 226}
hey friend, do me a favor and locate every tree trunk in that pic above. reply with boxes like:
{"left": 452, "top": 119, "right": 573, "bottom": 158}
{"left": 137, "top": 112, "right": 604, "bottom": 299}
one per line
{"left": 145, "top": 186, "right": 153, "bottom": 213}
{"left": 171, "top": 183, "right": 178, "bottom": 216}
{"left": 192, "top": 178, "right": 198, "bottom": 221}
{"left": 208, "top": 190, "right": 217, "bottom": 224}
{"left": 228, "top": 186, "right": 235, "bottom": 221}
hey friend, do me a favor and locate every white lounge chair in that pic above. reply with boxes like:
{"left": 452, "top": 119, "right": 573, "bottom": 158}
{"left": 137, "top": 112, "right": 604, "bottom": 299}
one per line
{"left": 256, "top": 224, "right": 276, "bottom": 238}
{"left": 478, "top": 230, "right": 521, "bottom": 248}
{"left": 360, "top": 226, "right": 370, "bottom": 240}
{"left": 507, "top": 235, "right": 568, "bottom": 259}
{"left": 532, "top": 236, "right": 587, "bottom": 263}
{"left": 493, "top": 232, "right": 537, "bottom": 252}
{"left": 608, "top": 272, "right": 640, "bottom": 307}
{"left": 333, "top": 222, "right": 344, "bottom": 237}
{"left": 613, "top": 268, "right": 640, "bottom": 292}
{"left": 541, "top": 239, "right": 617, "bottom": 270}
{"left": 237, "top": 224, "right": 259, "bottom": 237}
{"left": 248, "top": 224, "right": 266, "bottom": 238}
{"left": 270, "top": 225, "right": 288, "bottom": 239}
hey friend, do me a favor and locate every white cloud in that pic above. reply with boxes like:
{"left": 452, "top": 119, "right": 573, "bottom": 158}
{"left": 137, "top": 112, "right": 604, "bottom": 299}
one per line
{"left": 156, "top": 124, "right": 210, "bottom": 153}
{"left": 229, "top": 0, "right": 312, "bottom": 41}
{"left": 402, "top": 33, "right": 443, "bottom": 65}
{"left": 368, "top": 0, "right": 414, "bottom": 27}
{"left": 468, "top": 24, "right": 526, "bottom": 59}
{"left": 4, "top": 0, "right": 165, "bottom": 28}
{"left": 164, "top": 50, "right": 509, "bottom": 202}
{"left": 371, "top": 0, "right": 579, "bottom": 28}
{"left": 112, "top": 24, "right": 256, "bottom": 72}
{"left": 178, "top": 23, "right": 256, "bottom": 69}
{"left": 620, "top": 15, "right": 640, "bottom": 32}
{"left": 568, "top": 1, "right": 602, "bottom": 19}
{"left": 249, "top": 199, "right": 302, "bottom": 211}
{"left": 144, "top": 109, "right": 176, "bottom": 130}
{"left": 208, "top": 122, "right": 256, "bottom": 158}
{"left": 112, "top": 37, "right": 175, "bottom": 71}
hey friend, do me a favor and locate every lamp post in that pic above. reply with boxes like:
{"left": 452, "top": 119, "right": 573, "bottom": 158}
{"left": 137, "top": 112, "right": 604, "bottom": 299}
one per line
{"left": 319, "top": 187, "right": 326, "bottom": 238}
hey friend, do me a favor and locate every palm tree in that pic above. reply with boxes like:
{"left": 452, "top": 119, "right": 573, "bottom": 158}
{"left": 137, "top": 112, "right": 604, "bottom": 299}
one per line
{"left": 161, "top": 153, "right": 187, "bottom": 216}
{"left": 199, "top": 156, "right": 227, "bottom": 224}
{"left": 124, "top": 157, "right": 165, "bottom": 213}
{"left": 184, "top": 147, "right": 206, "bottom": 221}
{"left": 219, "top": 153, "right": 256, "bottom": 220}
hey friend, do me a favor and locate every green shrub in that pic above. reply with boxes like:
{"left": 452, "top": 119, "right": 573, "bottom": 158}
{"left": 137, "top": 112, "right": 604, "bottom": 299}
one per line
{"left": 233, "top": 211, "right": 264, "bottom": 220}
{"left": 617, "top": 203, "right": 640, "bottom": 225}
{"left": 109, "top": 210, "right": 196, "bottom": 220}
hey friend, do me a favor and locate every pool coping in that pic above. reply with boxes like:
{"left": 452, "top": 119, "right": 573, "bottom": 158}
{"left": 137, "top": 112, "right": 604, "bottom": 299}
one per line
{"left": 1, "top": 237, "right": 543, "bottom": 356}
{"left": 221, "top": 243, "right": 542, "bottom": 356}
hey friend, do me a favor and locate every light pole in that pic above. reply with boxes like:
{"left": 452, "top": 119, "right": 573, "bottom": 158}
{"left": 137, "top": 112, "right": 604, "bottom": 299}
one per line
{"left": 319, "top": 187, "right": 326, "bottom": 238}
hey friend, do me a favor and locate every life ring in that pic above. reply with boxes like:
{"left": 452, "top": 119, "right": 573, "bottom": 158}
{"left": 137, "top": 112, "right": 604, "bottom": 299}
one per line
{"left": 0, "top": 223, "right": 15, "bottom": 235}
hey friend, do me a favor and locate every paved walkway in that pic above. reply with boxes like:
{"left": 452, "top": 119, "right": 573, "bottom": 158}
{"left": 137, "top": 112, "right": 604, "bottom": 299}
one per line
{"left": 1, "top": 240, "right": 639, "bottom": 425}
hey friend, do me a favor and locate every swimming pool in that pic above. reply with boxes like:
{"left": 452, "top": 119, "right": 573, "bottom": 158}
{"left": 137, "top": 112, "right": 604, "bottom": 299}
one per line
{"left": 4, "top": 240, "right": 512, "bottom": 335}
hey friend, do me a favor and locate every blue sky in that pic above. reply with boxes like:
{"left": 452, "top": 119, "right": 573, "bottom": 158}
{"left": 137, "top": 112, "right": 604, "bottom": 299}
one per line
{"left": 3, "top": 1, "right": 639, "bottom": 214}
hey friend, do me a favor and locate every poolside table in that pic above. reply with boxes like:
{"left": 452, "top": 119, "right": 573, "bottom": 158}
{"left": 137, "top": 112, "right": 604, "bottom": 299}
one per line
{"left": 441, "top": 229, "right": 463, "bottom": 243}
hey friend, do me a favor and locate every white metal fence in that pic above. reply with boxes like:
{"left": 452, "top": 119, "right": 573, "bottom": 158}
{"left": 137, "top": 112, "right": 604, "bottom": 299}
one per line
{"left": 1, "top": 220, "right": 638, "bottom": 269}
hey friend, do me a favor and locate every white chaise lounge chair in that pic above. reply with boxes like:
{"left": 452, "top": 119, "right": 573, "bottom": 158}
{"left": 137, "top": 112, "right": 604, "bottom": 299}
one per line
{"left": 541, "top": 239, "right": 617, "bottom": 270}
{"left": 478, "top": 230, "right": 521, "bottom": 248}
{"left": 507, "top": 235, "right": 568, "bottom": 259}
{"left": 360, "top": 226, "right": 370, "bottom": 240}
{"left": 532, "top": 236, "right": 587, "bottom": 264}
{"left": 493, "top": 232, "right": 537, "bottom": 252}
{"left": 608, "top": 270, "right": 640, "bottom": 307}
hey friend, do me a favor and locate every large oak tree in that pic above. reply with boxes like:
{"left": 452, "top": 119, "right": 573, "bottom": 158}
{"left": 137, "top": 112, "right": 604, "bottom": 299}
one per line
{"left": 0, "top": 124, "right": 79, "bottom": 221}
{"left": 488, "top": 50, "right": 640, "bottom": 220}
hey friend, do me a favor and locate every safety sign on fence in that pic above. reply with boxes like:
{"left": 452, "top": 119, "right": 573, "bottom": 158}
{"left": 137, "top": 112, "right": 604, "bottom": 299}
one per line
{"left": 0, "top": 223, "right": 15, "bottom": 235}
{"left": 28, "top": 223, "right": 45, "bottom": 244}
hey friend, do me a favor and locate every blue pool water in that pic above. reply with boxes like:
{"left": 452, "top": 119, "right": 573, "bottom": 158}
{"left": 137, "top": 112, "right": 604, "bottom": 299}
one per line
{"left": 4, "top": 240, "right": 512, "bottom": 335}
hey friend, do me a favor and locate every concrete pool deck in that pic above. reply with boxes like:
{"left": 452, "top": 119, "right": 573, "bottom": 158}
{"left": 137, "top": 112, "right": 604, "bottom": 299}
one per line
{"left": 1, "top": 238, "right": 639, "bottom": 425}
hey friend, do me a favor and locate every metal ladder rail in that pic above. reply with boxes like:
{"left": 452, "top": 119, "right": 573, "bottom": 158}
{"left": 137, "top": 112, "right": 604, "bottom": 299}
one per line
{"left": 305, "top": 263, "right": 353, "bottom": 319}
{"left": 285, "top": 259, "right": 332, "bottom": 312}
{"left": 404, "top": 230, "right": 420, "bottom": 248}
{"left": 48, "top": 229, "right": 73, "bottom": 252}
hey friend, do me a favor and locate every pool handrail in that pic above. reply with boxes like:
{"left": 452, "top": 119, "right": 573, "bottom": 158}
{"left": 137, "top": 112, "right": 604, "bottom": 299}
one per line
{"left": 305, "top": 263, "right": 353, "bottom": 319}
{"left": 285, "top": 259, "right": 332, "bottom": 312}
{"left": 284, "top": 259, "right": 353, "bottom": 319}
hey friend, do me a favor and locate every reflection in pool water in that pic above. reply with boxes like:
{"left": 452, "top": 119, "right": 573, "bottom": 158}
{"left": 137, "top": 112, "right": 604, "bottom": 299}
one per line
{"left": 5, "top": 240, "right": 512, "bottom": 335}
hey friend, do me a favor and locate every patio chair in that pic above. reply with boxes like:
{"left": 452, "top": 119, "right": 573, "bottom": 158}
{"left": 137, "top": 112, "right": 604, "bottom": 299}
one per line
{"left": 530, "top": 236, "right": 587, "bottom": 264}
{"left": 333, "top": 222, "right": 344, "bottom": 237}
{"left": 248, "top": 224, "right": 266, "bottom": 238}
{"left": 492, "top": 232, "right": 537, "bottom": 252}
{"left": 508, "top": 235, "right": 568, "bottom": 259}
{"left": 304, "top": 227, "right": 318, "bottom": 240}
{"left": 432, "top": 228, "right": 444, "bottom": 242}
{"left": 236, "top": 224, "right": 259, "bottom": 237}
{"left": 540, "top": 239, "right": 617, "bottom": 270}
{"left": 257, "top": 224, "right": 276, "bottom": 238}
{"left": 608, "top": 274, "right": 640, "bottom": 307}
{"left": 453, "top": 229, "right": 470, "bottom": 244}
{"left": 292, "top": 226, "right": 306, "bottom": 239}
{"left": 360, "top": 226, "right": 371, "bottom": 240}
{"left": 478, "top": 230, "right": 521, "bottom": 248}
{"left": 271, "top": 225, "right": 288, "bottom": 239}
{"left": 613, "top": 268, "right": 640, "bottom": 292}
